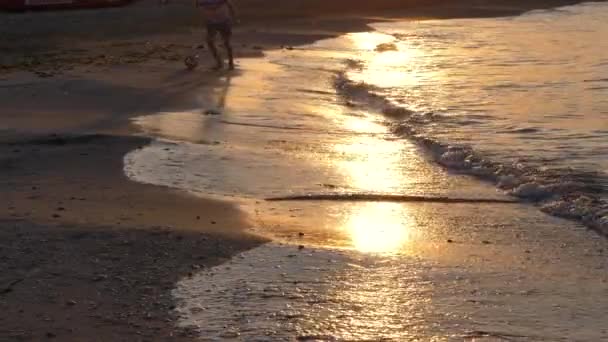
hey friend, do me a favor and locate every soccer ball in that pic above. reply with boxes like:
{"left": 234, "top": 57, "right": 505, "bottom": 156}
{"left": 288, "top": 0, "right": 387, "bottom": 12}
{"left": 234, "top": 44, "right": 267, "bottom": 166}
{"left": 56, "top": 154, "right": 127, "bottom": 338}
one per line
{"left": 184, "top": 55, "right": 199, "bottom": 70}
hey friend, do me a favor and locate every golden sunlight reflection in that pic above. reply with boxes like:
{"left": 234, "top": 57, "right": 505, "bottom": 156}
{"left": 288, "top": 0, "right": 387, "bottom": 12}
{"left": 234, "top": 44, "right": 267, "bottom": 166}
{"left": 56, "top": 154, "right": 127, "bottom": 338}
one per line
{"left": 334, "top": 114, "right": 407, "bottom": 195}
{"left": 348, "top": 32, "right": 395, "bottom": 50}
{"left": 347, "top": 202, "right": 412, "bottom": 253}
{"left": 334, "top": 111, "right": 416, "bottom": 254}
{"left": 348, "top": 32, "right": 428, "bottom": 88}
{"left": 134, "top": 111, "right": 207, "bottom": 141}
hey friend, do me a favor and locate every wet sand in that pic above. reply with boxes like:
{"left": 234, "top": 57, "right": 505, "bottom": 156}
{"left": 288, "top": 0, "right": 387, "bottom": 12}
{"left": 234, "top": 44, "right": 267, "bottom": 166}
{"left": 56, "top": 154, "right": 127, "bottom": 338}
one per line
{"left": 123, "top": 21, "right": 608, "bottom": 339}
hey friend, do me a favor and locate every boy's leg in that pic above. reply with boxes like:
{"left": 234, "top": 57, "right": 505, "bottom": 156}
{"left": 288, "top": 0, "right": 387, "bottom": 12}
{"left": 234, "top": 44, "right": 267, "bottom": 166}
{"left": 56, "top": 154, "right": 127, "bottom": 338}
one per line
{"left": 219, "top": 25, "right": 234, "bottom": 69}
{"left": 206, "top": 26, "right": 223, "bottom": 69}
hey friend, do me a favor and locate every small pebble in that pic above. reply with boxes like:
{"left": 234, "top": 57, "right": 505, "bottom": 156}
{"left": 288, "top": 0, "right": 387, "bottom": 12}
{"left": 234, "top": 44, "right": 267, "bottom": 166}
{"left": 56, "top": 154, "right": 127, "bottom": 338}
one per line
{"left": 93, "top": 274, "right": 108, "bottom": 282}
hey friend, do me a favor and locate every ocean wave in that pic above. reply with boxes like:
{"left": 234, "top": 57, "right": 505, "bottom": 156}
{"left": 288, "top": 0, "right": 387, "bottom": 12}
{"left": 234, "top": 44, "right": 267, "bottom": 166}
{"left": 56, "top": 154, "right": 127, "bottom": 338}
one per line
{"left": 334, "top": 69, "right": 608, "bottom": 236}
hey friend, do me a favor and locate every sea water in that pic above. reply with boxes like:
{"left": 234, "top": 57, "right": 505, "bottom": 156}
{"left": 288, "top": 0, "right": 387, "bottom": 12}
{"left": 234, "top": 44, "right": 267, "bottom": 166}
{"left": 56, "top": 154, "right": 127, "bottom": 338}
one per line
{"left": 124, "top": 2, "right": 608, "bottom": 340}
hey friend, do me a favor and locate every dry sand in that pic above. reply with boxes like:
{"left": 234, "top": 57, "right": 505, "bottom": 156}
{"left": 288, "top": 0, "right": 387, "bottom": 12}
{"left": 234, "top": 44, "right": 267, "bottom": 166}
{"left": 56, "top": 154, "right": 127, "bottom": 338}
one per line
{"left": 0, "top": 0, "right": 602, "bottom": 340}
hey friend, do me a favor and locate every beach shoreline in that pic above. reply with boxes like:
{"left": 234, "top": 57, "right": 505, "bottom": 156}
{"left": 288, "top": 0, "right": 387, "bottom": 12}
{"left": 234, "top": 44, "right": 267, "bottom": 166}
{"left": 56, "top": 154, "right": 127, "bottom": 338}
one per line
{"left": 0, "top": 67, "right": 267, "bottom": 340}
{"left": 1, "top": 0, "right": 604, "bottom": 76}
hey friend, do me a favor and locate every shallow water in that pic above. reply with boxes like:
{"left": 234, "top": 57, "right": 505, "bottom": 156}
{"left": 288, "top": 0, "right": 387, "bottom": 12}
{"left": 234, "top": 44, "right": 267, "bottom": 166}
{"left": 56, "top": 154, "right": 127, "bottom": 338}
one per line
{"left": 174, "top": 229, "right": 608, "bottom": 341}
{"left": 339, "top": 3, "right": 608, "bottom": 230}
{"left": 171, "top": 200, "right": 608, "bottom": 340}
{"left": 363, "top": 4, "right": 608, "bottom": 177}
{"left": 124, "top": 3, "right": 608, "bottom": 340}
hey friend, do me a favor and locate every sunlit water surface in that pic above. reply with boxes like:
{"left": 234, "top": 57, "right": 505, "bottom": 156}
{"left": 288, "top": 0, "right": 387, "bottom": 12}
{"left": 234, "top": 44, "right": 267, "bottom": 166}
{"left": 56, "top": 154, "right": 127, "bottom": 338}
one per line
{"left": 124, "top": 3, "right": 608, "bottom": 340}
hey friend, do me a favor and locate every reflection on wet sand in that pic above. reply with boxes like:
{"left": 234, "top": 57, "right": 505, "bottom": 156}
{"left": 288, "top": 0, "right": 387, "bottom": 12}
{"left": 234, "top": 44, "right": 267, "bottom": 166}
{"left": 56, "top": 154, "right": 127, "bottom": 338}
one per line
{"left": 332, "top": 111, "right": 415, "bottom": 253}
{"left": 346, "top": 202, "right": 412, "bottom": 253}
{"left": 133, "top": 73, "right": 235, "bottom": 142}
{"left": 126, "top": 26, "right": 608, "bottom": 340}
{"left": 129, "top": 45, "right": 494, "bottom": 254}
